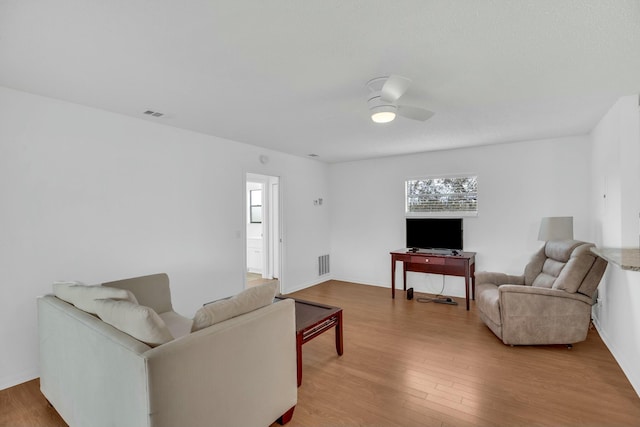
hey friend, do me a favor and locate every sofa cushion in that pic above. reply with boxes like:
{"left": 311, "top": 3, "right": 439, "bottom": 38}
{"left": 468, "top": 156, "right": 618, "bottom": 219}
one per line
{"left": 94, "top": 299, "right": 174, "bottom": 347}
{"left": 158, "top": 311, "right": 193, "bottom": 339}
{"left": 191, "top": 282, "right": 278, "bottom": 332}
{"left": 102, "top": 273, "right": 173, "bottom": 314}
{"left": 53, "top": 282, "right": 138, "bottom": 315}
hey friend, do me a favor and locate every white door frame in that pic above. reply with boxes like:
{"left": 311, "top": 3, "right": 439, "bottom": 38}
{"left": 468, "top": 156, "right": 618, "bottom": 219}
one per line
{"left": 269, "top": 181, "right": 280, "bottom": 280}
{"left": 245, "top": 173, "right": 282, "bottom": 291}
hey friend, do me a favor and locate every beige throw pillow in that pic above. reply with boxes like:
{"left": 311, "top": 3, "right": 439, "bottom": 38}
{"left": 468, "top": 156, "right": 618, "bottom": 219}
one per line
{"left": 192, "top": 282, "right": 278, "bottom": 332}
{"left": 53, "top": 282, "right": 138, "bottom": 315}
{"left": 94, "top": 299, "right": 174, "bottom": 347}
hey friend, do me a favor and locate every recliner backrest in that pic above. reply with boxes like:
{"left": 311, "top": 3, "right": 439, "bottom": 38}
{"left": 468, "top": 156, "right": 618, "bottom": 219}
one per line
{"left": 523, "top": 240, "right": 605, "bottom": 297}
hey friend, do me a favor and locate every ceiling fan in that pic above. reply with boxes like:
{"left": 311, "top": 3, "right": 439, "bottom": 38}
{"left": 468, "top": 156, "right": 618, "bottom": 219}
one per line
{"left": 366, "top": 75, "right": 434, "bottom": 123}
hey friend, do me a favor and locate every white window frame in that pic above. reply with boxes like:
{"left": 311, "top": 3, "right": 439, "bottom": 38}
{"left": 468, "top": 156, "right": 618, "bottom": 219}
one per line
{"left": 405, "top": 174, "right": 478, "bottom": 217}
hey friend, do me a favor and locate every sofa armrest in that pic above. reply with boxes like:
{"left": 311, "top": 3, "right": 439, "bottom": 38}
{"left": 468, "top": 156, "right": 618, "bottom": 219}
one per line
{"left": 475, "top": 271, "right": 524, "bottom": 286}
{"left": 38, "top": 296, "right": 152, "bottom": 427}
{"left": 143, "top": 298, "right": 297, "bottom": 427}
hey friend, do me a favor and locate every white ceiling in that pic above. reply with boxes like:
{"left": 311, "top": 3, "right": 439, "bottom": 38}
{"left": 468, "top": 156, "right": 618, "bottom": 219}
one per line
{"left": 1, "top": 1, "right": 639, "bottom": 163}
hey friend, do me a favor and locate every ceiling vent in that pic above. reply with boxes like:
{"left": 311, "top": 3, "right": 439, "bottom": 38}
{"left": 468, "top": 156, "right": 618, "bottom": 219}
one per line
{"left": 143, "top": 110, "right": 164, "bottom": 117}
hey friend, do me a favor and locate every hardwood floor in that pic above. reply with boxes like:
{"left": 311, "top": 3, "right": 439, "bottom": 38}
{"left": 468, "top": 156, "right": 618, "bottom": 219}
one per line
{"left": 0, "top": 378, "right": 65, "bottom": 427}
{"left": 247, "top": 272, "right": 280, "bottom": 288}
{"left": 281, "top": 281, "right": 640, "bottom": 426}
{"left": 3, "top": 280, "right": 639, "bottom": 426}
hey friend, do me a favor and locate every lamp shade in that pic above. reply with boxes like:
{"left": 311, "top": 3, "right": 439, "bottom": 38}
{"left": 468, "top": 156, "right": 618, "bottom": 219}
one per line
{"left": 538, "top": 216, "right": 573, "bottom": 241}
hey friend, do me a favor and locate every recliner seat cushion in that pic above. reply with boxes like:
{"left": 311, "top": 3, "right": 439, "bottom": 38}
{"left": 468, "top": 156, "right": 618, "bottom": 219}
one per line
{"left": 531, "top": 273, "right": 556, "bottom": 289}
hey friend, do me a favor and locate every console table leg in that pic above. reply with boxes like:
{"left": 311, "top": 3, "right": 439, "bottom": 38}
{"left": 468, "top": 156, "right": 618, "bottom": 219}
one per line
{"left": 402, "top": 262, "right": 407, "bottom": 291}
{"left": 471, "top": 262, "right": 476, "bottom": 300}
{"left": 465, "top": 271, "right": 470, "bottom": 311}
{"left": 391, "top": 258, "right": 396, "bottom": 299}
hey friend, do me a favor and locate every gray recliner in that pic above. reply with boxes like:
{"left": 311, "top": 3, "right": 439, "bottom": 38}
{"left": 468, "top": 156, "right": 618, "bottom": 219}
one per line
{"left": 475, "top": 240, "right": 608, "bottom": 346}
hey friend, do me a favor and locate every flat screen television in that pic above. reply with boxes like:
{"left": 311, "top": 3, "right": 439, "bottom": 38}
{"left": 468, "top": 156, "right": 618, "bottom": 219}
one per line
{"left": 406, "top": 218, "right": 463, "bottom": 251}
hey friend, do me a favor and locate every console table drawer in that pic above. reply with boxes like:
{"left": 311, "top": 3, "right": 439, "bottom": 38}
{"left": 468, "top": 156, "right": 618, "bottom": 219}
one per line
{"left": 410, "top": 256, "right": 445, "bottom": 265}
{"left": 445, "top": 258, "right": 466, "bottom": 267}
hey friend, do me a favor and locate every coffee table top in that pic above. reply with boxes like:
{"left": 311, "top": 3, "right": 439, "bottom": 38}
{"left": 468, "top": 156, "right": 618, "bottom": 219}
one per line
{"left": 275, "top": 296, "right": 342, "bottom": 334}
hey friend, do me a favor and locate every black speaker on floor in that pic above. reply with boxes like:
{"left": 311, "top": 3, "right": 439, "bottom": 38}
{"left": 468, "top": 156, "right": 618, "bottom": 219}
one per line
{"left": 407, "top": 288, "right": 414, "bottom": 300}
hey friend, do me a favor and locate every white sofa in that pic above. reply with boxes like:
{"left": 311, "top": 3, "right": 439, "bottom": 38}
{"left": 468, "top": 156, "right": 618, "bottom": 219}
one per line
{"left": 38, "top": 273, "right": 297, "bottom": 427}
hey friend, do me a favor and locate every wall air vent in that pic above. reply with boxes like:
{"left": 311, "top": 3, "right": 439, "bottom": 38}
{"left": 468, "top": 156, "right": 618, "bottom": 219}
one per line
{"left": 318, "top": 254, "right": 330, "bottom": 276}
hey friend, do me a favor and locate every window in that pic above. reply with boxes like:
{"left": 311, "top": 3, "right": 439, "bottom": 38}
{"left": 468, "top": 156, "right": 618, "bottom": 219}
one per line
{"left": 405, "top": 175, "right": 478, "bottom": 217}
{"left": 250, "top": 189, "right": 262, "bottom": 223}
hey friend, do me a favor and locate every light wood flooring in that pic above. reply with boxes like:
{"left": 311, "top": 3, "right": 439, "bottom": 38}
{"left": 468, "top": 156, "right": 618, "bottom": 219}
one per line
{"left": 280, "top": 281, "right": 640, "bottom": 426}
{"left": 247, "top": 272, "right": 279, "bottom": 288}
{"left": 0, "top": 378, "right": 65, "bottom": 426}
{"left": 2, "top": 280, "right": 640, "bottom": 426}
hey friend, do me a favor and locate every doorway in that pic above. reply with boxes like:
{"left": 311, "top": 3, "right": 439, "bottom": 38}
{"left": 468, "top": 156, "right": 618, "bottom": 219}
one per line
{"left": 245, "top": 173, "right": 281, "bottom": 291}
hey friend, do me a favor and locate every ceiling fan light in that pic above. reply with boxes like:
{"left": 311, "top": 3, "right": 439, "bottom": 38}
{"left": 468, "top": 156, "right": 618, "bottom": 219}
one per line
{"left": 371, "top": 111, "right": 396, "bottom": 123}
{"left": 370, "top": 105, "right": 397, "bottom": 123}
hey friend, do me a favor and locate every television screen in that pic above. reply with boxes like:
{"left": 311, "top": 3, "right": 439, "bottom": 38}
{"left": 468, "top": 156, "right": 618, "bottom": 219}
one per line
{"left": 406, "top": 218, "right": 463, "bottom": 251}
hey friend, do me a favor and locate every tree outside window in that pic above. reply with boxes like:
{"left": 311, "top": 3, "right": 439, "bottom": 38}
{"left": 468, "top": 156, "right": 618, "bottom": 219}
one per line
{"left": 406, "top": 176, "right": 477, "bottom": 216}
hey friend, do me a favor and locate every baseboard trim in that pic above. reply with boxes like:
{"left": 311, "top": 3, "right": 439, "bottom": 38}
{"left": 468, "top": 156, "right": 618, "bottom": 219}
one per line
{"left": 282, "top": 276, "right": 333, "bottom": 294}
{"left": 0, "top": 369, "right": 39, "bottom": 392}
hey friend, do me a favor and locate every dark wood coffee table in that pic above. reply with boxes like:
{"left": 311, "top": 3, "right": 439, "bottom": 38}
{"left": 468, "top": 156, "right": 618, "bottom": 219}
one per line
{"left": 276, "top": 296, "right": 343, "bottom": 386}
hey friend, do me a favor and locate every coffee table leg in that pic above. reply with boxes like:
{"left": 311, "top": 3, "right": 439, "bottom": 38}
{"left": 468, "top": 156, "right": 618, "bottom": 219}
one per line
{"left": 335, "top": 311, "right": 344, "bottom": 355}
{"left": 296, "top": 332, "right": 303, "bottom": 387}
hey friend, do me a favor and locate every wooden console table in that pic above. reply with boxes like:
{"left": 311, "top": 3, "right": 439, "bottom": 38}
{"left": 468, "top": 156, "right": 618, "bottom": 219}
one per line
{"left": 390, "top": 249, "right": 476, "bottom": 310}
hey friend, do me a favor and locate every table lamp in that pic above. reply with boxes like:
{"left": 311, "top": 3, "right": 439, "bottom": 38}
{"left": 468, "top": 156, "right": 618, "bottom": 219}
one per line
{"left": 538, "top": 216, "right": 574, "bottom": 241}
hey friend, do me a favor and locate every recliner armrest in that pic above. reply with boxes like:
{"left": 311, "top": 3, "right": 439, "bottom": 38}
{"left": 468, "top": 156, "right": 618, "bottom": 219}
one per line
{"left": 498, "top": 284, "right": 593, "bottom": 305}
{"left": 475, "top": 271, "right": 524, "bottom": 286}
{"left": 497, "top": 284, "right": 594, "bottom": 345}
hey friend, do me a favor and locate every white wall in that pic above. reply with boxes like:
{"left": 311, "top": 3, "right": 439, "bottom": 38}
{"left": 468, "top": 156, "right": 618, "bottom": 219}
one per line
{"left": 590, "top": 94, "right": 640, "bottom": 396}
{"left": 329, "top": 136, "right": 591, "bottom": 297}
{"left": 0, "top": 86, "right": 331, "bottom": 390}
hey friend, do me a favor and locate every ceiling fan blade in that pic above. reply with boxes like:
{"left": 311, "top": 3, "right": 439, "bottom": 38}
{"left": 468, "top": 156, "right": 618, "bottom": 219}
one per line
{"left": 397, "top": 105, "right": 435, "bottom": 121}
{"left": 380, "top": 75, "right": 411, "bottom": 103}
